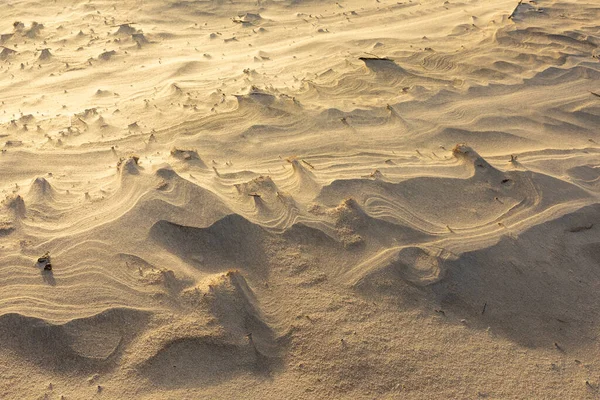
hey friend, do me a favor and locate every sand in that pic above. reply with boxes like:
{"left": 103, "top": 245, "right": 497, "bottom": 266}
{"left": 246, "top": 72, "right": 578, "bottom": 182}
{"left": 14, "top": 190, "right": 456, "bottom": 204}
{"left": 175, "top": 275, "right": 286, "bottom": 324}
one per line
{"left": 0, "top": 0, "right": 599, "bottom": 398}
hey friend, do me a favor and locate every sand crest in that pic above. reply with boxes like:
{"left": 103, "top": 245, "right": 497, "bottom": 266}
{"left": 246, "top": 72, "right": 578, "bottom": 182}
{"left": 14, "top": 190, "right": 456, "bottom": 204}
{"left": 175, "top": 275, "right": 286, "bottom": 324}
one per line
{"left": 1, "top": 0, "right": 600, "bottom": 398}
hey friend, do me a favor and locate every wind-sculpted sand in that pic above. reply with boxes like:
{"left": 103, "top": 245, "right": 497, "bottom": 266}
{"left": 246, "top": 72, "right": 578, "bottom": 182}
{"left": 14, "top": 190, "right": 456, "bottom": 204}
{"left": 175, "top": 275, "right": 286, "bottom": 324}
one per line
{"left": 1, "top": 0, "right": 600, "bottom": 398}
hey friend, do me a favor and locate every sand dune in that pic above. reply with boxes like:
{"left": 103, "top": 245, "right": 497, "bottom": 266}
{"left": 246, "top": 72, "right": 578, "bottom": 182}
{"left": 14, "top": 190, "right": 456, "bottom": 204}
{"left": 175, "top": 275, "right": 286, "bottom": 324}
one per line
{"left": 1, "top": 0, "right": 600, "bottom": 398}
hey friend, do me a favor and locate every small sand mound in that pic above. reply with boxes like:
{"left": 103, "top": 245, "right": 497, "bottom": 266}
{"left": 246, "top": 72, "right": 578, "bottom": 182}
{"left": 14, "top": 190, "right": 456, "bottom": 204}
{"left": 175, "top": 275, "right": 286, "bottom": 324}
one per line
{"left": 235, "top": 176, "right": 278, "bottom": 198}
{"left": 132, "top": 33, "right": 149, "bottom": 46}
{"left": 0, "top": 46, "right": 17, "bottom": 60}
{"left": 1, "top": 194, "right": 25, "bottom": 230}
{"left": 170, "top": 148, "right": 207, "bottom": 167}
{"left": 140, "top": 266, "right": 189, "bottom": 293}
{"left": 28, "top": 177, "right": 57, "bottom": 202}
{"left": 12, "top": 21, "right": 25, "bottom": 32}
{"left": 0, "top": 33, "right": 13, "bottom": 44}
{"left": 117, "top": 155, "right": 140, "bottom": 176}
{"left": 452, "top": 143, "right": 505, "bottom": 180}
{"left": 115, "top": 23, "right": 137, "bottom": 36}
{"left": 206, "top": 271, "right": 275, "bottom": 341}
{"left": 235, "top": 86, "right": 277, "bottom": 107}
{"left": 4, "top": 195, "right": 26, "bottom": 218}
{"left": 74, "top": 108, "right": 109, "bottom": 130}
{"left": 128, "top": 121, "right": 141, "bottom": 131}
{"left": 332, "top": 198, "right": 368, "bottom": 229}
{"left": 330, "top": 198, "right": 368, "bottom": 248}
{"left": 325, "top": 197, "right": 427, "bottom": 250}
{"left": 256, "top": 50, "right": 270, "bottom": 61}
{"left": 25, "top": 22, "right": 43, "bottom": 38}
{"left": 452, "top": 143, "right": 489, "bottom": 165}
{"left": 285, "top": 157, "right": 321, "bottom": 196}
{"left": 95, "top": 89, "right": 116, "bottom": 97}
{"left": 170, "top": 148, "right": 199, "bottom": 161}
{"left": 233, "top": 13, "right": 263, "bottom": 24}
{"left": 354, "top": 246, "right": 450, "bottom": 291}
{"left": 78, "top": 108, "right": 98, "bottom": 118}
{"left": 38, "top": 48, "right": 52, "bottom": 60}
{"left": 98, "top": 50, "right": 117, "bottom": 61}
{"left": 0, "top": 218, "right": 14, "bottom": 236}
{"left": 139, "top": 270, "right": 280, "bottom": 387}
{"left": 19, "top": 114, "right": 35, "bottom": 123}
{"left": 93, "top": 115, "right": 109, "bottom": 129}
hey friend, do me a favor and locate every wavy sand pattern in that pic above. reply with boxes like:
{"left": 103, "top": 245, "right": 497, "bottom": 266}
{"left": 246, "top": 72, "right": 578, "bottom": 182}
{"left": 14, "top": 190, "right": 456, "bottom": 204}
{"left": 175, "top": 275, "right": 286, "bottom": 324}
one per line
{"left": 1, "top": 0, "right": 600, "bottom": 398}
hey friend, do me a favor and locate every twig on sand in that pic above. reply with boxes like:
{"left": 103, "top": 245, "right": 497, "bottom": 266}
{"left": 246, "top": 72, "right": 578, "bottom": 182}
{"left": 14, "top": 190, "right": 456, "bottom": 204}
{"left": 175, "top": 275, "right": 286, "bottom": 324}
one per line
{"left": 554, "top": 342, "right": 564, "bottom": 352}
{"left": 481, "top": 302, "right": 487, "bottom": 315}
{"left": 247, "top": 332, "right": 260, "bottom": 354}
{"left": 508, "top": 0, "right": 523, "bottom": 20}
{"left": 591, "top": 91, "right": 600, "bottom": 98}
{"left": 302, "top": 159, "right": 315, "bottom": 169}
{"left": 359, "top": 53, "right": 393, "bottom": 62}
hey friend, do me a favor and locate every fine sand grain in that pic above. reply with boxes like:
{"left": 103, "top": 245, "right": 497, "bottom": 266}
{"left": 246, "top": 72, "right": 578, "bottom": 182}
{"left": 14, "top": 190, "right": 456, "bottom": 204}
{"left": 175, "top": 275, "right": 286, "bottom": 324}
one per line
{"left": 1, "top": 0, "right": 600, "bottom": 398}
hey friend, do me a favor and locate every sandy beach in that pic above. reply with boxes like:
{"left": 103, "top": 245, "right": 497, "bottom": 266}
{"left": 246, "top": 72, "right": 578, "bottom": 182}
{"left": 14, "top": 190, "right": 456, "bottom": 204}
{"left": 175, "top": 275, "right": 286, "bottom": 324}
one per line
{"left": 1, "top": 0, "right": 600, "bottom": 398}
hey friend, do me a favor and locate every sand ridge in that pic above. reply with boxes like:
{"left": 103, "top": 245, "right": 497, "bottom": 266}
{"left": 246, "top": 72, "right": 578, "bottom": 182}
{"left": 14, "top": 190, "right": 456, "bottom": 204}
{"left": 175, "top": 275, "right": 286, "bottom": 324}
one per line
{"left": 1, "top": 0, "right": 600, "bottom": 398}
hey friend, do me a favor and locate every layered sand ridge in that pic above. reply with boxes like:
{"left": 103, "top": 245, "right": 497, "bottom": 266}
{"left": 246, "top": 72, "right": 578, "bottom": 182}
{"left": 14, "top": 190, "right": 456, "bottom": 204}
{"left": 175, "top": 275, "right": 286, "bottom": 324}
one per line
{"left": 1, "top": 0, "right": 600, "bottom": 398}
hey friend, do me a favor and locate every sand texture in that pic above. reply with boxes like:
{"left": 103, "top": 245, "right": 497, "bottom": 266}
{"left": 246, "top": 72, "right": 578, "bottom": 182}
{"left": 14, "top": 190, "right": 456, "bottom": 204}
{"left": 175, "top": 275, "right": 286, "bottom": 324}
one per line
{"left": 1, "top": 0, "right": 600, "bottom": 398}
